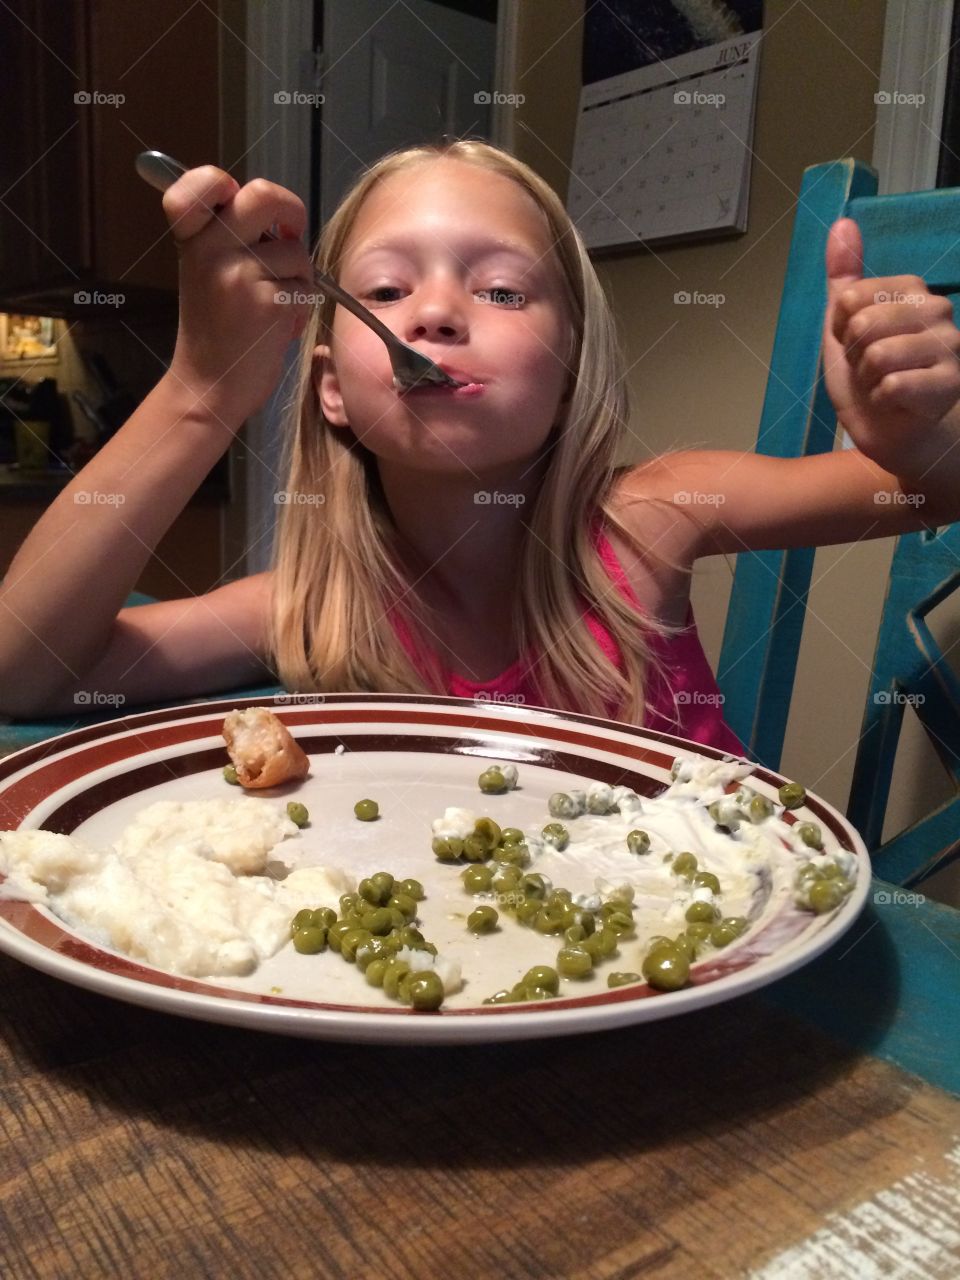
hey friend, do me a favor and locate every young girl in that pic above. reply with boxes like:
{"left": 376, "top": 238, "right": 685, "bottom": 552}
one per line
{"left": 2, "top": 140, "right": 960, "bottom": 753}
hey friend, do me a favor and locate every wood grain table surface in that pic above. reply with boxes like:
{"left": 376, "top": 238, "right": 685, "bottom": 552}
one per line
{"left": 3, "top": 942, "right": 960, "bottom": 1280}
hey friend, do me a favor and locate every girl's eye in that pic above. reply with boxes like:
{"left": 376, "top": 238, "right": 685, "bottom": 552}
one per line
{"left": 367, "top": 285, "right": 406, "bottom": 303}
{"left": 476, "top": 286, "right": 526, "bottom": 308}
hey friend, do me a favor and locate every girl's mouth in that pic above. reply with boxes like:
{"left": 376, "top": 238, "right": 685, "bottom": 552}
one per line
{"left": 398, "top": 376, "right": 486, "bottom": 399}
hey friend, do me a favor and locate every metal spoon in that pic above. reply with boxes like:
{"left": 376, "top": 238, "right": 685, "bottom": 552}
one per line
{"left": 135, "top": 150, "right": 464, "bottom": 390}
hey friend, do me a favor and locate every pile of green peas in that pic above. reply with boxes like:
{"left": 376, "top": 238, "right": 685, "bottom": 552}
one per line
{"left": 432, "top": 815, "right": 536, "bottom": 866}
{"left": 289, "top": 870, "right": 448, "bottom": 1011}
{"left": 459, "top": 862, "right": 636, "bottom": 1004}
{"left": 793, "top": 858, "right": 854, "bottom": 914}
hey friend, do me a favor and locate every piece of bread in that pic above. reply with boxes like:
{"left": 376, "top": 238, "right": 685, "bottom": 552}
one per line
{"left": 222, "top": 707, "right": 310, "bottom": 789}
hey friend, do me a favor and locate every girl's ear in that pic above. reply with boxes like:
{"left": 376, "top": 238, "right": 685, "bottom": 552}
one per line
{"left": 312, "top": 343, "right": 350, "bottom": 427}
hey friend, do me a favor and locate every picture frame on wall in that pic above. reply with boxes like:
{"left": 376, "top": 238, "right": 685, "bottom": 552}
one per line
{"left": 0, "top": 313, "right": 58, "bottom": 362}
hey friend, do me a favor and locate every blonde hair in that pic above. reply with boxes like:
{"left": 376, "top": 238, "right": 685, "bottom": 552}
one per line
{"left": 267, "top": 139, "right": 675, "bottom": 723}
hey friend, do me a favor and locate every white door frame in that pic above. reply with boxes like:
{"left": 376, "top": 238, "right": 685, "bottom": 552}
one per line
{"left": 872, "top": 0, "right": 954, "bottom": 193}
{"left": 236, "top": 0, "right": 519, "bottom": 577}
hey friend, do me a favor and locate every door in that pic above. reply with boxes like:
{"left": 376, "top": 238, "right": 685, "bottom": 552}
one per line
{"left": 319, "top": 0, "right": 497, "bottom": 221}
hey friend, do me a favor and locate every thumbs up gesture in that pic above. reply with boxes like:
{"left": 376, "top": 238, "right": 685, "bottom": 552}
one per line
{"left": 823, "top": 218, "right": 960, "bottom": 479}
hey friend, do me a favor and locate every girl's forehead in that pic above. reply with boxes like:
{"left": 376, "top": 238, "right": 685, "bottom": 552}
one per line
{"left": 345, "top": 159, "right": 555, "bottom": 256}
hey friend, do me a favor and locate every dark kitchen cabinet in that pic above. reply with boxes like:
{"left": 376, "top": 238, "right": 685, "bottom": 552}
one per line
{"left": 0, "top": 0, "right": 234, "bottom": 314}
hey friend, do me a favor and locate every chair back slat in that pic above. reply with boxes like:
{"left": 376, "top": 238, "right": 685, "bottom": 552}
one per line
{"left": 717, "top": 159, "right": 960, "bottom": 885}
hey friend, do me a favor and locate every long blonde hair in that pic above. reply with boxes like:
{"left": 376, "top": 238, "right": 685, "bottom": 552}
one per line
{"left": 267, "top": 139, "right": 674, "bottom": 723}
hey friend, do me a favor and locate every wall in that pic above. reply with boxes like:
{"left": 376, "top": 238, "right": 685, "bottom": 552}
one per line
{"left": 509, "top": 1, "right": 960, "bottom": 904}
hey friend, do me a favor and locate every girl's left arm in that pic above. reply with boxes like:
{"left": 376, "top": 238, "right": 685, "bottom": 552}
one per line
{"left": 625, "top": 219, "right": 960, "bottom": 560}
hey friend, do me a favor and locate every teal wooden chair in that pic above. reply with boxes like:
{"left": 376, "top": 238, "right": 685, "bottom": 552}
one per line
{"left": 716, "top": 158, "right": 960, "bottom": 887}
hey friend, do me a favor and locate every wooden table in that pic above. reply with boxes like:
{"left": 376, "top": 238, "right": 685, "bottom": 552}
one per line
{"left": 2, "top": 882, "right": 959, "bottom": 1279}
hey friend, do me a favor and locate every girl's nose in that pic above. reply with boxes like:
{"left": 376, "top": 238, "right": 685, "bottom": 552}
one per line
{"left": 405, "top": 280, "right": 467, "bottom": 343}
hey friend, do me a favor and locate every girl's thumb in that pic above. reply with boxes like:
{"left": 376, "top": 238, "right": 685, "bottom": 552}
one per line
{"left": 825, "top": 217, "right": 864, "bottom": 286}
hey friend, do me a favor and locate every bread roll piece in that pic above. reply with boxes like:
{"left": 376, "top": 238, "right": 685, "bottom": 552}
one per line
{"left": 223, "top": 707, "right": 310, "bottom": 789}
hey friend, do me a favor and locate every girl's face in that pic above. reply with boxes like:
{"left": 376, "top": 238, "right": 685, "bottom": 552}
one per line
{"left": 315, "top": 159, "right": 575, "bottom": 475}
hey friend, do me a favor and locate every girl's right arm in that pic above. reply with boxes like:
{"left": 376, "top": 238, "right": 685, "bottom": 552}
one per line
{"left": 0, "top": 166, "right": 314, "bottom": 718}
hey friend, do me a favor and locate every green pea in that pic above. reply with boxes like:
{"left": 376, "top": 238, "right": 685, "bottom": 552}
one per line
{"left": 641, "top": 944, "right": 690, "bottom": 992}
{"left": 541, "top": 822, "right": 569, "bottom": 851}
{"left": 685, "top": 900, "right": 718, "bottom": 924}
{"left": 797, "top": 822, "right": 823, "bottom": 850}
{"left": 492, "top": 866, "right": 522, "bottom": 892}
{"left": 479, "top": 767, "right": 507, "bottom": 794}
{"left": 497, "top": 842, "right": 530, "bottom": 867}
{"left": 672, "top": 852, "right": 698, "bottom": 878}
{"left": 313, "top": 907, "right": 336, "bottom": 929}
{"left": 292, "top": 926, "right": 326, "bottom": 954}
{"left": 710, "top": 922, "right": 739, "bottom": 948}
{"left": 287, "top": 800, "right": 309, "bottom": 828}
{"left": 407, "top": 971, "right": 444, "bottom": 1011}
{"left": 223, "top": 764, "right": 240, "bottom": 785}
{"left": 548, "top": 792, "right": 580, "bottom": 820}
{"left": 608, "top": 972, "right": 642, "bottom": 988}
{"left": 673, "top": 934, "right": 700, "bottom": 961}
{"left": 326, "top": 920, "right": 351, "bottom": 953}
{"left": 339, "top": 893, "right": 359, "bottom": 915}
{"left": 473, "top": 817, "right": 501, "bottom": 850}
{"left": 387, "top": 892, "right": 418, "bottom": 919}
{"left": 779, "top": 781, "right": 806, "bottom": 809}
{"left": 371, "top": 871, "right": 394, "bottom": 898}
{"left": 524, "top": 987, "right": 554, "bottom": 1002}
{"left": 627, "top": 829, "right": 651, "bottom": 855}
{"left": 340, "top": 928, "right": 372, "bottom": 962}
{"left": 364, "top": 908, "right": 394, "bottom": 936}
{"left": 388, "top": 906, "right": 407, "bottom": 929}
{"left": 605, "top": 911, "right": 635, "bottom": 936}
{"left": 749, "top": 794, "right": 774, "bottom": 823}
{"left": 557, "top": 946, "right": 593, "bottom": 978}
{"left": 397, "top": 878, "right": 425, "bottom": 901}
{"left": 355, "top": 937, "right": 390, "bottom": 970}
{"left": 564, "top": 924, "right": 585, "bottom": 944}
{"left": 724, "top": 916, "right": 749, "bottom": 937}
{"left": 467, "top": 905, "right": 499, "bottom": 934}
{"left": 499, "top": 827, "right": 525, "bottom": 846}
{"left": 399, "top": 925, "right": 426, "bottom": 949}
{"left": 291, "top": 908, "right": 316, "bottom": 932}
{"left": 358, "top": 877, "right": 386, "bottom": 906}
{"left": 382, "top": 960, "right": 411, "bottom": 999}
{"left": 460, "top": 834, "right": 486, "bottom": 862}
{"left": 520, "top": 964, "right": 558, "bottom": 994}
{"left": 685, "top": 921, "right": 713, "bottom": 942}
{"left": 432, "top": 836, "right": 464, "bottom": 862}
{"left": 462, "top": 865, "right": 494, "bottom": 894}
{"left": 483, "top": 990, "right": 514, "bottom": 1005}
{"left": 354, "top": 798, "right": 379, "bottom": 821}
{"left": 534, "top": 906, "right": 567, "bottom": 934}
{"left": 521, "top": 873, "right": 548, "bottom": 899}
{"left": 692, "top": 871, "right": 721, "bottom": 894}
{"left": 547, "top": 888, "right": 573, "bottom": 908}
{"left": 515, "top": 898, "right": 541, "bottom": 924}
{"left": 365, "top": 958, "right": 389, "bottom": 988}
{"left": 809, "top": 879, "right": 846, "bottom": 914}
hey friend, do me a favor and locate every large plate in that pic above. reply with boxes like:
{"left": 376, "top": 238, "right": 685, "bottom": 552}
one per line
{"left": 0, "top": 694, "right": 870, "bottom": 1044}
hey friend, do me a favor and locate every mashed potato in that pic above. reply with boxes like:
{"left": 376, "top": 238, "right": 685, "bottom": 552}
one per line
{"left": 0, "top": 799, "right": 352, "bottom": 979}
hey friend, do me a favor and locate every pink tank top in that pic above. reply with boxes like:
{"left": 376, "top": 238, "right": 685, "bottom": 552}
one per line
{"left": 390, "top": 525, "right": 744, "bottom": 755}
